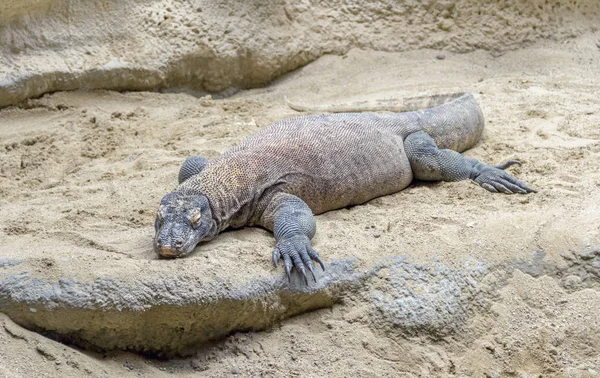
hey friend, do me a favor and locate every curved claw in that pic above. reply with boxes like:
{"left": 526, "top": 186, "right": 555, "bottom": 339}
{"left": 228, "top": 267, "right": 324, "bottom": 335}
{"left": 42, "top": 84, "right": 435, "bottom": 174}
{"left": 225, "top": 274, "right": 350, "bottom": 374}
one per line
{"left": 274, "top": 235, "right": 324, "bottom": 284}
{"left": 299, "top": 247, "right": 317, "bottom": 282}
{"left": 494, "top": 160, "right": 521, "bottom": 170}
{"left": 298, "top": 265, "right": 309, "bottom": 285}
{"left": 503, "top": 172, "right": 537, "bottom": 193}
{"left": 307, "top": 248, "right": 325, "bottom": 271}
{"left": 289, "top": 249, "right": 308, "bottom": 284}
{"left": 307, "top": 263, "right": 317, "bottom": 282}
{"left": 272, "top": 247, "right": 280, "bottom": 267}
{"left": 282, "top": 252, "right": 292, "bottom": 282}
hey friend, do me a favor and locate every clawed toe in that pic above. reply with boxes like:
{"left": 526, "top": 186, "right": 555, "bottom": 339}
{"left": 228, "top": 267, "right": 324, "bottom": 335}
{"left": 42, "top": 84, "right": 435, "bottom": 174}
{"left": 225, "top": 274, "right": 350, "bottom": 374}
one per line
{"left": 273, "top": 235, "right": 324, "bottom": 284}
{"left": 494, "top": 160, "right": 521, "bottom": 170}
{"left": 475, "top": 165, "right": 536, "bottom": 194}
{"left": 306, "top": 247, "right": 325, "bottom": 271}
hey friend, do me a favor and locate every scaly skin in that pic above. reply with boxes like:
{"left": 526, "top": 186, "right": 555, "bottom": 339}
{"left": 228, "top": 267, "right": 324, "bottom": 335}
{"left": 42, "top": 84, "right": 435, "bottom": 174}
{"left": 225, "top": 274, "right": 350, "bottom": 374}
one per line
{"left": 154, "top": 92, "right": 536, "bottom": 284}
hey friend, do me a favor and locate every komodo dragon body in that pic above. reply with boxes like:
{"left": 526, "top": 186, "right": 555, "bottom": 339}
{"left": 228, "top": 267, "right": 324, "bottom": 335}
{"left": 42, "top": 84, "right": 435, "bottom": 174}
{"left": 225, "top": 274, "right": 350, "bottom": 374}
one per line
{"left": 154, "top": 92, "right": 535, "bottom": 283}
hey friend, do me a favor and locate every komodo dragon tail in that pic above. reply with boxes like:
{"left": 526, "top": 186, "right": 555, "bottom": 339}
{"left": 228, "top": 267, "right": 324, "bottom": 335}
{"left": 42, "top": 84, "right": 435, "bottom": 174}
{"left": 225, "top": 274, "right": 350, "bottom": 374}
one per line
{"left": 285, "top": 92, "right": 468, "bottom": 113}
{"left": 286, "top": 92, "right": 484, "bottom": 153}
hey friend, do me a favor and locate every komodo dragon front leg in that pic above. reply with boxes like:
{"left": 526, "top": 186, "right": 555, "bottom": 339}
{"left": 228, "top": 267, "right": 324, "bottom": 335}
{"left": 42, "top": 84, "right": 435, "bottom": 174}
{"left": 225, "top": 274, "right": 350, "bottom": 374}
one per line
{"left": 259, "top": 192, "right": 325, "bottom": 284}
{"left": 404, "top": 131, "right": 536, "bottom": 193}
{"left": 178, "top": 156, "right": 209, "bottom": 184}
{"left": 175, "top": 157, "right": 325, "bottom": 282}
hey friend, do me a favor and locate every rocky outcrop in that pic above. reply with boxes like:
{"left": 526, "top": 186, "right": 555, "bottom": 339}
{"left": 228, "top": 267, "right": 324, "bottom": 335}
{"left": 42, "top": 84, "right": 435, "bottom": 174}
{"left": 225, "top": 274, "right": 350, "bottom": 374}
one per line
{"left": 0, "top": 258, "right": 360, "bottom": 355}
{"left": 2, "top": 247, "right": 598, "bottom": 356}
{"left": 1, "top": 0, "right": 599, "bottom": 108}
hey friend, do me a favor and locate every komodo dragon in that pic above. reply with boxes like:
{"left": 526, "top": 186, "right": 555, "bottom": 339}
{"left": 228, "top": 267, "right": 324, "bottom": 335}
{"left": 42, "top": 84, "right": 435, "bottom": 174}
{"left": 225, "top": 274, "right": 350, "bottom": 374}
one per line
{"left": 154, "top": 92, "right": 535, "bottom": 283}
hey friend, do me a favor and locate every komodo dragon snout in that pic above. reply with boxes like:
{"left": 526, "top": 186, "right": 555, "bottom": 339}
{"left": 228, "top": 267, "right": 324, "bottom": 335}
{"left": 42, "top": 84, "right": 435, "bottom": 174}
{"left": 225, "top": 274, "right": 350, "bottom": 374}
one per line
{"left": 154, "top": 192, "right": 217, "bottom": 258}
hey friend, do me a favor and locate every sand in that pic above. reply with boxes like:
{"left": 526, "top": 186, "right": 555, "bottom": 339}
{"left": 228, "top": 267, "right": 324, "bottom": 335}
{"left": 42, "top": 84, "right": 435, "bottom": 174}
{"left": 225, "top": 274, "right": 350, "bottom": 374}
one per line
{"left": 1, "top": 32, "right": 599, "bottom": 376}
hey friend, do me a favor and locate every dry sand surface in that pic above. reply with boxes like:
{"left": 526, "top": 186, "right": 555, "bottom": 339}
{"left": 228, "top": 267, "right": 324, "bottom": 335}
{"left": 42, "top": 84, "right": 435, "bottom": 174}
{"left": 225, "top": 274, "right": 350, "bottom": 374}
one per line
{"left": 1, "top": 33, "right": 600, "bottom": 376}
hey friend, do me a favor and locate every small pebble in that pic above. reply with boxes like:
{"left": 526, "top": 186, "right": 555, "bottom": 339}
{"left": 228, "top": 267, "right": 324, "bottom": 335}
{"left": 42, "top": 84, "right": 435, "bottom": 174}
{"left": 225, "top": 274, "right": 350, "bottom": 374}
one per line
{"left": 580, "top": 250, "right": 597, "bottom": 260}
{"left": 436, "top": 54, "right": 446, "bottom": 60}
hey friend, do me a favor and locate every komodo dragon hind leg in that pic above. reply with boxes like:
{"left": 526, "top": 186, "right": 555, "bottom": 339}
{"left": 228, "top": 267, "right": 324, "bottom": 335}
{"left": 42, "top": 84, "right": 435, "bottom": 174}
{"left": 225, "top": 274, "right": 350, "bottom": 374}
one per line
{"left": 260, "top": 193, "right": 325, "bottom": 284}
{"left": 178, "top": 156, "right": 209, "bottom": 184}
{"left": 404, "top": 131, "right": 536, "bottom": 194}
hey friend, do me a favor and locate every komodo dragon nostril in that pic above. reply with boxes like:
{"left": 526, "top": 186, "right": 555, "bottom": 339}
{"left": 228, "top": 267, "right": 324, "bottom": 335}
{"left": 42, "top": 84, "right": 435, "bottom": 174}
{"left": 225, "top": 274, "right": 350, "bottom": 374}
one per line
{"left": 175, "top": 239, "right": 184, "bottom": 248}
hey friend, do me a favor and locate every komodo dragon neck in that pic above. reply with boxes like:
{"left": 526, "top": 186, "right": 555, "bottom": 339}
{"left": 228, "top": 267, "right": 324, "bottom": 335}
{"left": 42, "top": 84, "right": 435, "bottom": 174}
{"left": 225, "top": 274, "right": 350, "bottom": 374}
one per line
{"left": 177, "top": 156, "right": 271, "bottom": 233}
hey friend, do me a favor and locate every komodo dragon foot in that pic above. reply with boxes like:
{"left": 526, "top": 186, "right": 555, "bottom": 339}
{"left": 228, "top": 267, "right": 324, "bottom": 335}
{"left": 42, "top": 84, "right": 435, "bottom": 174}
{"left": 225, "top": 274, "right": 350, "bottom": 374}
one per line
{"left": 472, "top": 160, "right": 537, "bottom": 194}
{"left": 262, "top": 192, "right": 325, "bottom": 284}
{"left": 272, "top": 234, "right": 325, "bottom": 284}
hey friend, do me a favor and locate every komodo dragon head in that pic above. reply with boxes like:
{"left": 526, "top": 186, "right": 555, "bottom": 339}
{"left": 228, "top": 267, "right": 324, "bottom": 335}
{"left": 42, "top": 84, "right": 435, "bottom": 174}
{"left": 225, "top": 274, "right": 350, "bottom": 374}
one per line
{"left": 153, "top": 191, "right": 217, "bottom": 258}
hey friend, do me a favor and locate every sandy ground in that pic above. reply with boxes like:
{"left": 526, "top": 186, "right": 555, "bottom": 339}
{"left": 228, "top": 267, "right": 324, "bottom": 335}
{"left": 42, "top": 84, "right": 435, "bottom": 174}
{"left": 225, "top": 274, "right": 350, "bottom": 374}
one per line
{"left": 1, "top": 32, "right": 600, "bottom": 377}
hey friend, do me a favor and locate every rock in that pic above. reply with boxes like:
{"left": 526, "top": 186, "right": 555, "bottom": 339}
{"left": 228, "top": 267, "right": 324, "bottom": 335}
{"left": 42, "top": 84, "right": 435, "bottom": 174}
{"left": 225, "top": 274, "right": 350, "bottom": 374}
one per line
{"left": 1, "top": 0, "right": 599, "bottom": 108}
{"left": 438, "top": 19, "right": 455, "bottom": 32}
{"left": 0, "top": 252, "right": 493, "bottom": 355}
{"left": 0, "top": 256, "right": 361, "bottom": 355}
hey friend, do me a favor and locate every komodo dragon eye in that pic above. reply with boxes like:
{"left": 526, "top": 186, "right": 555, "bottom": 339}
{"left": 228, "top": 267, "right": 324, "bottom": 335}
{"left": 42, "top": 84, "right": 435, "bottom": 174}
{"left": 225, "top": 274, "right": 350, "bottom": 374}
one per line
{"left": 190, "top": 209, "right": 202, "bottom": 229}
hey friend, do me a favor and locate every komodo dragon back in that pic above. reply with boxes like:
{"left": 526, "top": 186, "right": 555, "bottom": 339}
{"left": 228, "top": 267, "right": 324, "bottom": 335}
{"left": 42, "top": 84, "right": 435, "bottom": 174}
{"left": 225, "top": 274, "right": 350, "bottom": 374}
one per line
{"left": 154, "top": 92, "right": 535, "bottom": 284}
{"left": 285, "top": 92, "right": 484, "bottom": 152}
